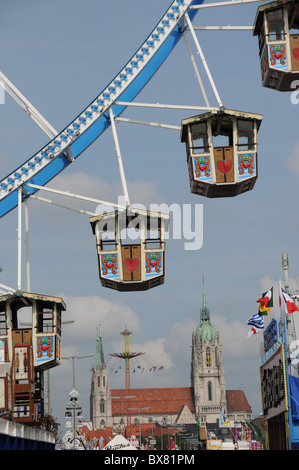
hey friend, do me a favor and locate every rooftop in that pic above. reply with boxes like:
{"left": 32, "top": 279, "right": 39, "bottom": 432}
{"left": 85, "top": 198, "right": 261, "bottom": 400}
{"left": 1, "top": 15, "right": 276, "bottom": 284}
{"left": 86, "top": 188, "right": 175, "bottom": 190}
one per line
{"left": 111, "top": 387, "right": 195, "bottom": 416}
{"left": 110, "top": 387, "right": 252, "bottom": 416}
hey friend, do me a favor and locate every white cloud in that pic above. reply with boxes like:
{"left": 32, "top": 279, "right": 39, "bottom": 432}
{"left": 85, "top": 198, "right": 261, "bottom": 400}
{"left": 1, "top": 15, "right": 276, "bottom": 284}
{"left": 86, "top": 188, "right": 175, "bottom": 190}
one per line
{"left": 132, "top": 338, "right": 174, "bottom": 370}
{"left": 54, "top": 171, "right": 114, "bottom": 201}
{"left": 165, "top": 318, "right": 196, "bottom": 362}
{"left": 213, "top": 314, "right": 256, "bottom": 360}
{"left": 52, "top": 172, "right": 165, "bottom": 208}
{"left": 106, "top": 337, "right": 175, "bottom": 390}
{"left": 259, "top": 275, "right": 276, "bottom": 293}
{"left": 59, "top": 294, "right": 143, "bottom": 348}
{"left": 127, "top": 180, "right": 165, "bottom": 207}
{"left": 27, "top": 171, "right": 166, "bottom": 226}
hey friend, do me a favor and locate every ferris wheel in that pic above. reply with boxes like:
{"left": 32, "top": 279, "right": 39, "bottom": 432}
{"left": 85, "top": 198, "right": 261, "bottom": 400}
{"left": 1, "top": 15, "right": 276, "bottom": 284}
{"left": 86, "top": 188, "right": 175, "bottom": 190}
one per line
{"left": 2, "top": 0, "right": 299, "bottom": 427}
{"left": 0, "top": 0, "right": 295, "bottom": 295}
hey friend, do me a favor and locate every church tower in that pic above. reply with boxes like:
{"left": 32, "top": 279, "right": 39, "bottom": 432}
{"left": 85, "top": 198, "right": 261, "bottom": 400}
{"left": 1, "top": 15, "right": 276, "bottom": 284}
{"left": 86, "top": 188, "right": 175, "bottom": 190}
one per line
{"left": 90, "top": 326, "right": 113, "bottom": 429}
{"left": 191, "top": 278, "right": 227, "bottom": 424}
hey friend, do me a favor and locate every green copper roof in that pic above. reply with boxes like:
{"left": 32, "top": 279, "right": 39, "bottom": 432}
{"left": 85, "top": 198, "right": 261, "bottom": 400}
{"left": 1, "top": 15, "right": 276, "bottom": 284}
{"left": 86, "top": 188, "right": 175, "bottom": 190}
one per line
{"left": 196, "top": 278, "right": 216, "bottom": 342}
{"left": 196, "top": 320, "right": 216, "bottom": 342}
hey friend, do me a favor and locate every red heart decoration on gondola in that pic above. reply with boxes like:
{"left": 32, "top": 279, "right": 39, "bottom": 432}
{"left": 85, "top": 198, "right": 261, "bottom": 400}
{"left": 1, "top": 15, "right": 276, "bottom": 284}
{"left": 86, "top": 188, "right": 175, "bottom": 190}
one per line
{"left": 292, "top": 48, "right": 299, "bottom": 61}
{"left": 124, "top": 258, "right": 139, "bottom": 272}
{"left": 217, "top": 160, "right": 232, "bottom": 174}
{"left": 41, "top": 345, "right": 48, "bottom": 351}
{"left": 106, "top": 262, "right": 113, "bottom": 269}
{"left": 150, "top": 260, "right": 157, "bottom": 267}
{"left": 274, "top": 52, "right": 282, "bottom": 59}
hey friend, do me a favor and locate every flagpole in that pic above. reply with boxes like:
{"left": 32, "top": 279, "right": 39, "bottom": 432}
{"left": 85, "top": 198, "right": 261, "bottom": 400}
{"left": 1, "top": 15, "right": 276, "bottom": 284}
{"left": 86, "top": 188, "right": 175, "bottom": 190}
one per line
{"left": 279, "top": 269, "right": 299, "bottom": 446}
{"left": 282, "top": 254, "right": 290, "bottom": 294}
{"left": 282, "top": 317, "right": 294, "bottom": 446}
{"left": 274, "top": 286, "right": 280, "bottom": 324}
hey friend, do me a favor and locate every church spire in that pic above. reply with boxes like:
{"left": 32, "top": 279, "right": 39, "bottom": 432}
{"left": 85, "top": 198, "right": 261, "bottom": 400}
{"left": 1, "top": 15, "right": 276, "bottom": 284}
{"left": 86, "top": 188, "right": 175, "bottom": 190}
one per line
{"left": 195, "top": 277, "right": 215, "bottom": 341}
{"left": 95, "top": 324, "right": 105, "bottom": 370}
{"left": 200, "top": 276, "right": 210, "bottom": 323}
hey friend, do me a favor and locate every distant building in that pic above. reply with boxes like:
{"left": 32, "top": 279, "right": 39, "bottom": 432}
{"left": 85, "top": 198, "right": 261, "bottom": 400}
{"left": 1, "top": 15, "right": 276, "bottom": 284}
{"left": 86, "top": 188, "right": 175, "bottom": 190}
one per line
{"left": 90, "top": 326, "right": 113, "bottom": 429}
{"left": 90, "top": 280, "right": 252, "bottom": 430}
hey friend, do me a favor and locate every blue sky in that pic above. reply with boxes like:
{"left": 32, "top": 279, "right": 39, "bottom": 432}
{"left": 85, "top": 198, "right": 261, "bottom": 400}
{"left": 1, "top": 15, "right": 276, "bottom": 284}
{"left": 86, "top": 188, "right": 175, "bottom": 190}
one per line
{"left": 1, "top": 0, "right": 299, "bottom": 430}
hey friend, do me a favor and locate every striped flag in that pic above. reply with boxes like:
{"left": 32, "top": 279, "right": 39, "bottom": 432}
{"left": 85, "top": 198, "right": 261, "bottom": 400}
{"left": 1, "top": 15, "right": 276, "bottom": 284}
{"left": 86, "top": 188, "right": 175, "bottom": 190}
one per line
{"left": 247, "top": 313, "right": 264, "bottom": 330}
{"left": 247, "top": 313, "right": 264, "bottom": 338}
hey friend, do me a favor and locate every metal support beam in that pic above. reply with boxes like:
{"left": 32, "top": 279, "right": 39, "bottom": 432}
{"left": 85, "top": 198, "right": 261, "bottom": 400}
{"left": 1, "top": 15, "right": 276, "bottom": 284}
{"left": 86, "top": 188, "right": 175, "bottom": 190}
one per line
{"left": 115, "top": 101, "right": 219, "bottom": 112}
{"left": 183, "top": 30, "right": 210, "bottom": 107}
{"left": 24, "top": 200, "right": 31, "bottom": 293}
{"left": 192, "top": 26, "right": 254, "bottom": 30}
{"left": 0, "top": 70, "right": 57, "bottom": 139}
{"left": 62, "top": 355, "right": 94, "bottom": 390}
{"left": 188, "top": 0, "right": 264, "bottom": 9}
{"left": 115, "top": 116, "right": 180, "bottom": 130}
{"left": 185, "top": 13, "right": 223, "bottom": 108}
{"left": 17, "top": 189, "right": 22, "bottom": 291}
{"left": 109, "top": 107, "right": 130, "bottom": 207}
{"left": 0, "top": 70, "right": 73, "bottom": 161}
{"left": 0, "top": 283, "right": 16, "bottom": 295}
{"left": 30, "top": 194, "right": 96, "bottom": 216}
{"left": 25, "top": 183, "right": 126, "bottom": 210}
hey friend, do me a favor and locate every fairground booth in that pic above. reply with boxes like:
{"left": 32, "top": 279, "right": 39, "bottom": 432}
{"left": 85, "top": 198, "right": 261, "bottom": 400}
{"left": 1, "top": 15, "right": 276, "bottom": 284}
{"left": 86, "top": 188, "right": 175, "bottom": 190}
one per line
{"left": 261, "top": 317, "right": 299, "bottom": 449}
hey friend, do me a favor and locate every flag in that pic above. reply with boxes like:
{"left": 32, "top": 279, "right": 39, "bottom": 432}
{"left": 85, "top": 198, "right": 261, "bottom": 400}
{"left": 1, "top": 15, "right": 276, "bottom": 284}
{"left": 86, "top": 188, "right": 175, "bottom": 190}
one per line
{"left": 247, "top": 313, "right": 264, "bottom": 330}
{"left": 220, "top": 409, "right": 228, "bottom": 426}
{"left": 258, "top": 304, "right": 270, "bottom": 315}
{"left": 220, "top": 409, "right": 230, "bottom": 427}
{"left": 167, "top": 437, "right": 176, "bottom": 450}
{"left": 256, "top": 287, "right": 273, "bottom": 315}
{"left": 279, "top": 280, "right": 299, "bottom": 320}
{"left": 283, "top": 290, "right": 299, "bottom": 313}
{"left": 279, "top": 279, "right": 287, "bottom": 321}
{"left": 247, "top": 326, "right": 261, "bottom": 338}
{"left": 99, "top": 436, "right": 105, "bottom": 450}
{"left": 247, "top": 313, "right": 264, "bottom": 338}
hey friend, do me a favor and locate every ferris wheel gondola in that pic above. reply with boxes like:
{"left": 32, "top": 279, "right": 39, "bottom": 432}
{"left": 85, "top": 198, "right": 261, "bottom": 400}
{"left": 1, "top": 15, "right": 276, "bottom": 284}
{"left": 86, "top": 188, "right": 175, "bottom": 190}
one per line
{"left": 90, "top": 208, "right": 169, "bottom": 291}
{"left": 253, "top": 0, "right": 299, "bottom": 91}
{"left": 181, "top": 108, "right": 263, "bottom": 198}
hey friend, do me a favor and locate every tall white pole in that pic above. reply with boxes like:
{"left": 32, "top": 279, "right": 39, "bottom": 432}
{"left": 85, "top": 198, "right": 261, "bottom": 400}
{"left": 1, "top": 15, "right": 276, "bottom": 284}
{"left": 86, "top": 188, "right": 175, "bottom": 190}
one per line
{"left": 109, "top": 107, "right": 130, "bottom": 207}
{"left": 282, "top": 254, "right": 289, "bottom": 293}
{"left": 185, "top": 13, "right": 223, "bottom": 108}
{"left": 17, "top": 189, "right": 22, "bottom": 290}
{"left": 183, "top": 31, "right": 210, "bottom": 108}
{"left": 24, "top": 200, "right": 31, "bottom": 292}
